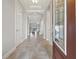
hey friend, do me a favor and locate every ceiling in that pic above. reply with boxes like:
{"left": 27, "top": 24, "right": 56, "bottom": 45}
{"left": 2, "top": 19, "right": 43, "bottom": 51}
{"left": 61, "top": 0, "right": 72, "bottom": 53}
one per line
{"left": 28, "top": 13, "right": 41, "bottom": 24}
{"left": 18, "top": 0, "right": 51, "bottom": 25}
{"left": 18, "top": 0, "right": 51, "bottom": 13}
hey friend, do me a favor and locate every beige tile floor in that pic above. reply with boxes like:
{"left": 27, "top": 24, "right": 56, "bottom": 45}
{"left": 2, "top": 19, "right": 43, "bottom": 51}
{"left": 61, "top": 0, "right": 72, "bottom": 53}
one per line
{"left": 6, "top": 36, "right": 53, "bottom": 59}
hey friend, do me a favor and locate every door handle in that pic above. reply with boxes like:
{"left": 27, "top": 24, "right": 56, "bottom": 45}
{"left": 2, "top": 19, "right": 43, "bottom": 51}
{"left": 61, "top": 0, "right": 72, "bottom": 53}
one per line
{"left": 16, "top": 29, "right": 19, "bottom": 32}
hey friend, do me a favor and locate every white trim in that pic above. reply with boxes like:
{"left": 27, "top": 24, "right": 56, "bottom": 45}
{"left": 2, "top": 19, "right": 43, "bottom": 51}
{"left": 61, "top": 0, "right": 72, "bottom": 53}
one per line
{"left": 54, "top": 40, "right": 67, "bottom": 55}
{"left": 26, "top": 10, "right": 44, "bottom": 12}
{"left": 53, "top": 0, "right": 55, "bottom": 44}
{"left": 3, "top": 47, "right": 16, "bottom": 59}
{"left": 64, "top": 0, "right": 67, "bottom": 55}
{"left": 15, "top": 0, "right": 16, "bottom": 50}
{"left": 3, "top": 38, "right": 26, "bottom": 59}
{"left": 16, "top": 38, "right": 26, "bottom": 47}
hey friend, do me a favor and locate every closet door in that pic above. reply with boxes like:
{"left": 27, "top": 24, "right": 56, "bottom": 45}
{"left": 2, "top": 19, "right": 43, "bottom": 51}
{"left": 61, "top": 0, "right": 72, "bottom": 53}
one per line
{"left": 53, "top": 0, "right": 76, "bottom": 59}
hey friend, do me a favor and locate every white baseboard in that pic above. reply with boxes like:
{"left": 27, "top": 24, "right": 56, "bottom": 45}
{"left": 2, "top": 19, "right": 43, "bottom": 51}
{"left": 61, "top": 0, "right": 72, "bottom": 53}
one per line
{"left": 3, "top": 38, "right": 27, "bottom": 59}
{"left": 3, "top": 47, "right": 16, "bottom": 59}
{"left": 16, "top": 38, "right": 26, "bottom": 47}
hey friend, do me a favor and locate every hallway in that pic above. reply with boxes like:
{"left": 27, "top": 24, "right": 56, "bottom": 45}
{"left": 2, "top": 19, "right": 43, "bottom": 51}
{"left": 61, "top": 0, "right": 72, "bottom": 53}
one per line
{"left": 6, "top": 35, "right": 52, "bottom": 59}
{"left": 2, "top": 0, "right": 76, "bottom": 59}
{"left": 2, "top": 0, "right": 53, "bottom": 59}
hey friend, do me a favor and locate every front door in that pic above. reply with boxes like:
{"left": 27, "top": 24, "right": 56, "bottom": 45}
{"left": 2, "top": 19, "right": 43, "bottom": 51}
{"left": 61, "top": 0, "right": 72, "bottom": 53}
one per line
{"left": 53, "top": 0, "right": 76, "bottom": 59}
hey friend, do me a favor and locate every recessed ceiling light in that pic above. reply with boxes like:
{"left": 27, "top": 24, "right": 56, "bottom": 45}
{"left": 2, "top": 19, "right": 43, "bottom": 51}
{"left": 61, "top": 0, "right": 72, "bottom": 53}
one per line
{"left": 32, "top": 0, "right": 39, "bottom": 4}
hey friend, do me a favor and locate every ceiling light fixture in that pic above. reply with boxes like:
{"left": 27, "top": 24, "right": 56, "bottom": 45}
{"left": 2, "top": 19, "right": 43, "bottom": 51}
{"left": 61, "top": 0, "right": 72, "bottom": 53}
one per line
{"left": 32, "top": 0, "right": 39, "bottom": 4}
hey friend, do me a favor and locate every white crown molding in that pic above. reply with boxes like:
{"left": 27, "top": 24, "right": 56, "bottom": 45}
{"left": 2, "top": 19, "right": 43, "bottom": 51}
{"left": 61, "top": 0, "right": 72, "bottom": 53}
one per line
{"left": 26, "top": 10, "right": 45, "bottom": 13}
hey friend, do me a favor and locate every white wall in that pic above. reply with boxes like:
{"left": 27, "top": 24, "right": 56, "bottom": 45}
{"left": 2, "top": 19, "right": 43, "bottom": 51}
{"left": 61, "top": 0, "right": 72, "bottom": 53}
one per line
{"left": 2, "top": 0, "right": 15, "bottom": 56}
{"left": 2, "top": 0, "right": 27, "bottom": 57}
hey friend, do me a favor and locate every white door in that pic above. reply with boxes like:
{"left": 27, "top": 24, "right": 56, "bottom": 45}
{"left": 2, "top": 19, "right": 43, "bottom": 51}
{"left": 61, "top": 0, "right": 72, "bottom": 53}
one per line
{"left": 15, "top": 0, "right": 24, "bottom": 46}
{"left": 16, "top": 13, "right": 22, "bottom": 46}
